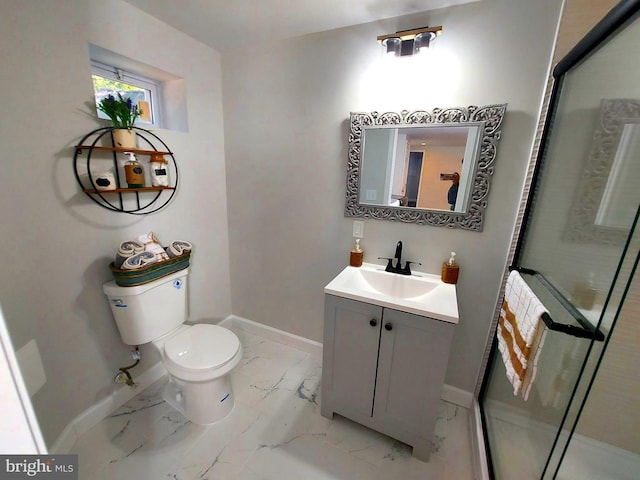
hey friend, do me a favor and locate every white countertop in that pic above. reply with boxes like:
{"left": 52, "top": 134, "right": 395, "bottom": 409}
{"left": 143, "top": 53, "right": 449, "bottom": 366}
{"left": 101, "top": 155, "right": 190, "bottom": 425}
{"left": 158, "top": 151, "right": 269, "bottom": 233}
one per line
{"left": 324, "top": 263, "right": 459, "bottom": 324}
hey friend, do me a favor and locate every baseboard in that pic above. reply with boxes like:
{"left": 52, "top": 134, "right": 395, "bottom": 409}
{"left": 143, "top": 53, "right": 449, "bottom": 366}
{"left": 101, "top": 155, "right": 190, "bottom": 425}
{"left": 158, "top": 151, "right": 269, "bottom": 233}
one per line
{"left": 483, "top": 398, "right": 557, "bottom": 434}
{"left": 221, "top": 315, "right": 323, "bottom": 359}
{"left": 50, "top": 362, "right": 166, "bottom": 453}
{"left": 51, "top": 317, "right": 473, "bottom": 453}
{"left": 470, "top": 399, "right": 490, "bottom": 480}
{"left": 223, "top": 315, "right": 474, "bottom": 408}
{"left": 441, "top": 384, "right": 474, "bottom": 409}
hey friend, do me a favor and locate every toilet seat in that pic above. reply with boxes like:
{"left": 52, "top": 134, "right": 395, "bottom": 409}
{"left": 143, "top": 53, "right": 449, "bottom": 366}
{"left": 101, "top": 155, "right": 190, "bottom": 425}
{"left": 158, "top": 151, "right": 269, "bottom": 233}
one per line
{"left": 162, "top": 324, "right": 242, "bottom": 382}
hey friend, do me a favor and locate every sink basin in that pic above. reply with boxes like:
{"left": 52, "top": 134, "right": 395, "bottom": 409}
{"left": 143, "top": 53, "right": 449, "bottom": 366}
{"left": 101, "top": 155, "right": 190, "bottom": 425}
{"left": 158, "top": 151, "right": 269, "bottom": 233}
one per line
{"left": 324, "top": 263, "right": 458, "bottom": 323}
{"left": 357, "top": 268, "right": 439, "bottom": 298}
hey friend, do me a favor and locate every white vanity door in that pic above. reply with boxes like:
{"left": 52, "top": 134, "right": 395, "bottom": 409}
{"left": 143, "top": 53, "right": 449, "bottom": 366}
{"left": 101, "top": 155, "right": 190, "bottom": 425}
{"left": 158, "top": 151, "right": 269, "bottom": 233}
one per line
{"left": 372, "top": 307, "right": 454, "bottom": 459}
{"left": 321, "top": 295, "right": 382, "bottom": 422}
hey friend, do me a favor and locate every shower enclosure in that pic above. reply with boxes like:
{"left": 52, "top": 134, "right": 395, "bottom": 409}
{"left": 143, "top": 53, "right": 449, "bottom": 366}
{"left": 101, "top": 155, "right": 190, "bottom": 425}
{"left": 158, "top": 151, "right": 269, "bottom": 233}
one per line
{"left": 479, "top": 1, "right": 640, "bottom": 478}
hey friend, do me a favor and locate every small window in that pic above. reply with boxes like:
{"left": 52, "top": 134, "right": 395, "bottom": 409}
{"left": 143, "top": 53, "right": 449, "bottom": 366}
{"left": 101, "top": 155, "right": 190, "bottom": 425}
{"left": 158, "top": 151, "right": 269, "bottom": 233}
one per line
{"left": 91, "top": 60, "right": 162, "bottom": 127}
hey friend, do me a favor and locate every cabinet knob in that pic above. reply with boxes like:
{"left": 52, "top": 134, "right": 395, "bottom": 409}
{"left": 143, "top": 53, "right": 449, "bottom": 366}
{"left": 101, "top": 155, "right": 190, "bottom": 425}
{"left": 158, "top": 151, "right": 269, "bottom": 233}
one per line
{"left": 384, "top": 322, "right": 393, "bottom": 331}
{"left": 369, "top": 319, "right": 377, "bottom": 327}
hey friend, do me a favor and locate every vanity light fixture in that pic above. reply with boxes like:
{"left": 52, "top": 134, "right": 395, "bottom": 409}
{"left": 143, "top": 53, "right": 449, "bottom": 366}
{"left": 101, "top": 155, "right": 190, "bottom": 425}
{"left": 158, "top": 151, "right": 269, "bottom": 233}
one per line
{"left": 381, "top": 37, "right": 402, "bottom": 57}
{"left": 378, "top": 25, "right": 442, "bottom": 57}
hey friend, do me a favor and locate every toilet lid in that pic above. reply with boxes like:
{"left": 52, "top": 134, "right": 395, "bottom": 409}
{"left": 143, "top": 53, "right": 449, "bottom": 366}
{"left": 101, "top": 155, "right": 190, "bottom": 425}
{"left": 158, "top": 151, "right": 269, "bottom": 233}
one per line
{"left": 164, "top": 324, "right": 241, "bottom": 371}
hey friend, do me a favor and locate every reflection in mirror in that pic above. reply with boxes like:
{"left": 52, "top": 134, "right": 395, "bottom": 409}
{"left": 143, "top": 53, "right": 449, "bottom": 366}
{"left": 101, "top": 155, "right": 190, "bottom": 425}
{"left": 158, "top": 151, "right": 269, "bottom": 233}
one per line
{"left": 346, "top": 105, "right": 507, "bottom": 231}
{"left": 596, "top": 121, "right": 640, "bottom": 228}
{"left": 359, "top": 124, "right": 481, "bottom": 212}
{"left": 565, "top": 98, "right": 640, "bottom": 244}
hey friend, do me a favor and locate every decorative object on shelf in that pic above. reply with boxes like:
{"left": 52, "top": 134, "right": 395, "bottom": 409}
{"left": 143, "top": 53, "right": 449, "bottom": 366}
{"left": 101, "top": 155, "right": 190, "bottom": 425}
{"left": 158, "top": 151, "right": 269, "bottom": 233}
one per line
{"left": 123, "top": 152, "right": 145, "bottom": 188}
{"left": 78, "top": 171, "right": 117, "bottom": 192}
{"left": 150, "top": 153, "right": 170, "bottom": 187}
{"left": 112, "top": 128, "right": 137, "bottom": 149}
{"left": 96, "top": 93, "right": 143, "bottom": 148}
{"left": 94, "top": 171, "right": 117, "bottom": 192}
{"left": 73, "top": 126, "right": 178, "bottom": 215}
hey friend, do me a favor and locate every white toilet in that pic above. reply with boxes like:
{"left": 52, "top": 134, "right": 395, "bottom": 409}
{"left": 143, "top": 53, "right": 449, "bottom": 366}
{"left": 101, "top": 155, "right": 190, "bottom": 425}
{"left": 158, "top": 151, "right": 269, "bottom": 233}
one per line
{"left": 103, "top": 268, "right": 242, "bottom": 425}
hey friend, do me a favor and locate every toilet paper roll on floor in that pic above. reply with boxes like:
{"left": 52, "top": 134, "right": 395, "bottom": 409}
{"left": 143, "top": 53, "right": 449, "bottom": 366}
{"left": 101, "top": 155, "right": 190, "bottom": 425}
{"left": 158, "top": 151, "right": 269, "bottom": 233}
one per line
{"left": 114, "top": 240, "right": 145, "bottom": 269}
{"left": 166, "top": 240, "right": 193, "bottom": 258}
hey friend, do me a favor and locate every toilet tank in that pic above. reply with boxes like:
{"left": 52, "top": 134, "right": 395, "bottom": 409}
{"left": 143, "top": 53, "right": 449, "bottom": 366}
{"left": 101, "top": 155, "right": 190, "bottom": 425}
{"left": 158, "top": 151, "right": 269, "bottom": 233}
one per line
{"left": 103, "top": 268, "right": 189, "bottom": 345}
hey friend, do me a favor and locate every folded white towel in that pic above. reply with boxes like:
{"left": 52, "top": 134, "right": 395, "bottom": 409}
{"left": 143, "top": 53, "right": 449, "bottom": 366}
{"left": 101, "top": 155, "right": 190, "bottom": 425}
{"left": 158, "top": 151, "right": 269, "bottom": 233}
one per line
{"left": 137, "top": 232, "right": 169, "bottom": 262}
{"left": 114, "top": 240, "right": 145, "bottom": 269}
{"left": 166, "top": 240, "right": 193, "bottom": 258}
{"left": 121, "top": 251, "right": 157, "bottom": 270}
{"left": 497, "top": 270, "right": 548, "bottom": 399}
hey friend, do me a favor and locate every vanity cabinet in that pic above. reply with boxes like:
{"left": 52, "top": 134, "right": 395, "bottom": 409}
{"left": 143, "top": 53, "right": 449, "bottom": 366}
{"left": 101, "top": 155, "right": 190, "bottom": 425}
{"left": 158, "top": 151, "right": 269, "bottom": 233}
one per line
{"left": 321, "top": 294, "right": 454, "bottom": 461}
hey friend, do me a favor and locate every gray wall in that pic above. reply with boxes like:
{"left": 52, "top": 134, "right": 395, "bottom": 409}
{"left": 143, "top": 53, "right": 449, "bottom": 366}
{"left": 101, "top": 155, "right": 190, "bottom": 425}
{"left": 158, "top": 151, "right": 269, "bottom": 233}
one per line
{"left": 223, "top": 0, "right": 563, "bottom": 394}
{"left": 0, "top": 0, "right": 230, "bottom": 445}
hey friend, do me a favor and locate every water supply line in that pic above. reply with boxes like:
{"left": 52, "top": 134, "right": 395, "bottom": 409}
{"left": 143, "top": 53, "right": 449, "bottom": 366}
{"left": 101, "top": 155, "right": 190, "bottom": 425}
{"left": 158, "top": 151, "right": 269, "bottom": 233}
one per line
{"left": 114, "top": 346, "right": 141, "bottom": 386}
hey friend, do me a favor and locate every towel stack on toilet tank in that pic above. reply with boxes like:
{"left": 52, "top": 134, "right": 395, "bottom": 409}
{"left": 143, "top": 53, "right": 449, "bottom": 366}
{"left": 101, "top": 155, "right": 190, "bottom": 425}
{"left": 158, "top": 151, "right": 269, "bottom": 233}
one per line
{"left": 110, "top": 232, "right": 192, "bottom": 287}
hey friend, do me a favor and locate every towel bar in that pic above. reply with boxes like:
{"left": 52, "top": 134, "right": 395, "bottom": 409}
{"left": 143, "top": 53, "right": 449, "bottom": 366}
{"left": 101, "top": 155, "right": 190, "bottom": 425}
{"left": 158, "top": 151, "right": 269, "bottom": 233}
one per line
{"left": 508, "top": 266, "right": 605, "bottom": 341}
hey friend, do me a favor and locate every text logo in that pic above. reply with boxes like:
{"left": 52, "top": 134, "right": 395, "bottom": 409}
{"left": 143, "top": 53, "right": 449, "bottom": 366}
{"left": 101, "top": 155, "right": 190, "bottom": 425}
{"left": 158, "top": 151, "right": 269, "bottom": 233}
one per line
{"left": 0, "top": 455, "right": 77, "bottom": 479}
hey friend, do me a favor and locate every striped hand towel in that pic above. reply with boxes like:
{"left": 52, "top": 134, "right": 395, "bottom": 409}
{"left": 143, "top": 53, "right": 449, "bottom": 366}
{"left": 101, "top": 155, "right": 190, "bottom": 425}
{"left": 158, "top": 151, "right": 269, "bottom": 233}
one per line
{"left": 497, "top": 270, "right": 549, "bottom": 400}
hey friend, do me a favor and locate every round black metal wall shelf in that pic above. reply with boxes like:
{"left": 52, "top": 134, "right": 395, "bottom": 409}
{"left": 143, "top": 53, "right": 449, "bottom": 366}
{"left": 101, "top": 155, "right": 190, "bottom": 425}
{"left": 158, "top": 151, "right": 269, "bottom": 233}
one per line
{"left": 73, "top": 126, "right": 178, "bottom": 215}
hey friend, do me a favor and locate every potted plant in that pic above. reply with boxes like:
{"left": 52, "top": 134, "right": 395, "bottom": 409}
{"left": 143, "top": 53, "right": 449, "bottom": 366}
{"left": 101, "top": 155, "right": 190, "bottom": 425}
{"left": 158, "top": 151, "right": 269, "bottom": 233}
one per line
{"left": 97, "top": 93, "right": 143, "bottom": 148}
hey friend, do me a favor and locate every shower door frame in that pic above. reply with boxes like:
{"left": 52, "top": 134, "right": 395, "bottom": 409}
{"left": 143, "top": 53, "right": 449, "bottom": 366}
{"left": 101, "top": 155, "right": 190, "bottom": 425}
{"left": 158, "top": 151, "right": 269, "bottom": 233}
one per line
{"left": 477, "top": 0, "right": 640, "bottom": 478}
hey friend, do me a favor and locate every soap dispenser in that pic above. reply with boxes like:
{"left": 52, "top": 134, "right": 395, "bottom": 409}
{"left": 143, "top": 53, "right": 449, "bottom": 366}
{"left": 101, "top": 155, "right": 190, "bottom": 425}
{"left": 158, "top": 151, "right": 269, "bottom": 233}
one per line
{"left": 124, "top": 152, "right": 145, "bottom": 188}
{"left": 441, "top": 251, "right": 459, "bottom": 284}
{"left": 350, "top": 239, "right": 363, "bottom": 267}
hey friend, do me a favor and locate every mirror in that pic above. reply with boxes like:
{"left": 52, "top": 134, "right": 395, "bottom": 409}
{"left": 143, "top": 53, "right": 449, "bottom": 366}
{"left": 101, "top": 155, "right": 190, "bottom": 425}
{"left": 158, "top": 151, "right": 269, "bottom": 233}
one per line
{"left": 345, "top": 105, "right": 507, "bottom": 231}
{"left": 565, "top": 98, "right": 640, "bottom": 244}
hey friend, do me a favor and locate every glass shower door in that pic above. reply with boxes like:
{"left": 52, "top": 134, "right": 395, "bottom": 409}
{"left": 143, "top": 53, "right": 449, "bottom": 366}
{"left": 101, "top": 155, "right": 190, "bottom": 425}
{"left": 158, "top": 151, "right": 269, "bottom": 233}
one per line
{"left": 554, "top": 223, "right": 639, "bottom": 479}
{"left": 480, "top": 2, "right": 640, "bottom": 478}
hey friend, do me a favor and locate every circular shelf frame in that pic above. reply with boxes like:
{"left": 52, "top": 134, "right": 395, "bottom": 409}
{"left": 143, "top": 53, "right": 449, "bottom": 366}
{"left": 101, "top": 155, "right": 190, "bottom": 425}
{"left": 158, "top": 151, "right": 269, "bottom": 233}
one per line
{"left": 73, "top": 126, "right": 178, "bottom": 215}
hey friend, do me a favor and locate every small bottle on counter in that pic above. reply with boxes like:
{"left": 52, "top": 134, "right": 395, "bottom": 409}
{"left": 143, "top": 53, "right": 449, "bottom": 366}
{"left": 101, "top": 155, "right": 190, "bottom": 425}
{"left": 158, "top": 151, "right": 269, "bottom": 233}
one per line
{"left": 441, "top": 251, "right": 459, "bottom": 284}
{"left": 350, "top": 239, "right": 363, "bottom": 267}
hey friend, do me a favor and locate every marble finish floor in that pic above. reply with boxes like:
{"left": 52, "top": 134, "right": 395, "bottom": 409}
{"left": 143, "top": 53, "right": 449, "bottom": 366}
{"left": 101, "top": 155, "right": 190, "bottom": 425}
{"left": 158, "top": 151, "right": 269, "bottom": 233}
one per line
{"left": 72, "top": 327, "right": 475, "bottom": 479}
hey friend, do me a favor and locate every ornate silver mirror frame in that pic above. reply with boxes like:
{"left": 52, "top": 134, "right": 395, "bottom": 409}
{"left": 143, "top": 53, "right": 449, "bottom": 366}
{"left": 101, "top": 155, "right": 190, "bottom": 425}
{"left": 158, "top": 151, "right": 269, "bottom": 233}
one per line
{"left": 565, "top": 98, "right": 640, "bottom": 244}
{"left": 345, "top": 104, "right": 507, "bottom": 231}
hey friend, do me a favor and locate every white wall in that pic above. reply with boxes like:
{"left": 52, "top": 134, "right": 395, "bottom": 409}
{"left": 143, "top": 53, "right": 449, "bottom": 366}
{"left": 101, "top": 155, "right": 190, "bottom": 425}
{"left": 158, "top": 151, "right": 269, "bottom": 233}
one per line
{"left": 0, "top": 0, "right": 564, "bottom": 447}
{"left": 223, "top": 0, "right": 563, "bottom": 393}
{"left": 0, "top": 0, "right": 230, "bottom": 445}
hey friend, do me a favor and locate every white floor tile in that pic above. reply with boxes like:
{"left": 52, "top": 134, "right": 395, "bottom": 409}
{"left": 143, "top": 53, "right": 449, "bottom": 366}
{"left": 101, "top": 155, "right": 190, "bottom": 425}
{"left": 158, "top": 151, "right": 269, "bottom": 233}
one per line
{"left": 71, "top": 327, "right": 476, "bottom": 479}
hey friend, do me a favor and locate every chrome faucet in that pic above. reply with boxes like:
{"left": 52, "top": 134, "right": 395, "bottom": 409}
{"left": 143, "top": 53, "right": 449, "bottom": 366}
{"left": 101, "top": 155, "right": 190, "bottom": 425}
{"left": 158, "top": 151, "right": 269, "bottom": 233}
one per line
{"left": 378, "top": 241, "right": 421, "bottom": 275}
